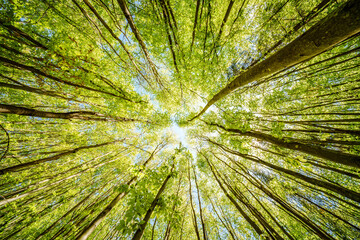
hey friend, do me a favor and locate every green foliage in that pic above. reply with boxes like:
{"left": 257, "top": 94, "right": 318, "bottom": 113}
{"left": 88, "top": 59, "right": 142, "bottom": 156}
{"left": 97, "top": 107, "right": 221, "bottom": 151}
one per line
{"left": 0, "top": 0, "right": 360, "bottom": 239}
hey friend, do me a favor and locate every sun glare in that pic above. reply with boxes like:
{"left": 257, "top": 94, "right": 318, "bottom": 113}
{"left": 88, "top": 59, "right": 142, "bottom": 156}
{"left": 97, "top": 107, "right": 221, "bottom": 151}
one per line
{"left": 170, "top": 123, "right": 188, "bottom": 147}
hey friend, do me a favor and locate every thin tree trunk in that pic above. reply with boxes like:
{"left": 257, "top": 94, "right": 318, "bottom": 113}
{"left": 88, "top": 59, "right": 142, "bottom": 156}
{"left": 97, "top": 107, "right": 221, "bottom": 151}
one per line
{"left": 246, "top": 185, "right": 296, "bottom": 240}
{"left": 210, "top": 139, "right": 360, "bottom": 203}
{"left": 0, "top": 20, "right": 48, "bottom": 49}
{"left": 208, "top": 196, "right": 237, "bottom": 240}
{"left": 71, "top": 0, "right": 151, "bottom": 85}
{"left": 0, "top": 152, "right": 121, "bottom": 206}
{"left": 187, "top": 159, "right": 201, "bottom": 240}
{"left": 76, "top": 144, "right": 162, "bottom": 240}
{"left": 151, "top": 216, "right": 157, "bottom": 240}
{"left": 209, "top": 123, "right": 360, "bottom": 169}
{"left": 193, "top": 166, "right": 208, "bottom": 240}
{"left": 35, "top": 188, "right": 99, "bottom": 239}
{"left": 131, "top": 168, "right": 174, "bottom": 240}
{"left": 0, "top": 56, "right": 130, "bottom": 101}
{"left": 116, "top": 0, "right": 161, "bottom": 85}
{"left": 218, "top": 170, "right": 282, "bottom": 239}
{"left": 225, "top": 157, "right": 336, "bottom": 240}
{"left": 191, "top": 0, "right": 201, "bottom": 50}
{"left": 202, "top": 153, "right": 264, "bottom": 237}
{"left": 298, "top": 194, "right": 360, "bottom": 232}
{"left": 0, "top": 139, "right": 121, "bottom": 175}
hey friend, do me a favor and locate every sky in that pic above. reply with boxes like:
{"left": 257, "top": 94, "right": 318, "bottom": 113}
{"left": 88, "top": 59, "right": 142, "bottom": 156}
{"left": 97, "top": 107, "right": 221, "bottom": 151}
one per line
{"left": 170, "top": 123, "right": 188, "bottom": 147}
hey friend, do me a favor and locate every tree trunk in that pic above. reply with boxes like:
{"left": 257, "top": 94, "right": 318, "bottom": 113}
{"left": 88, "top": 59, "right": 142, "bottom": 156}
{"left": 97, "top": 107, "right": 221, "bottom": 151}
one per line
{"left": 209, "top": 123, "right": 360, "bottom": 169}
{"left": 0, "top": 104, "right": 140, "bottom": 122}
{"left": 202, "top": 153, "right": 264, "bottom": 237}
{"left": 75, "top": 145, "right": 161, "bottom": 240}
{"left": 191, "top": 0, "right": 201, "bottom": 50}
{"left": 0, "top": 140, "right": 121, "bottom": 175}
{"left": 0, "top": 56, "right": 130, "bottom": 100}
{"left": 228, "top": 159, "right": 336, "bottom": 240}
{"left": 193, "top": 166, "right": 208, "bottom": 240}
{"left": 116, "top": 0, "right": 161, "bottom": 85}
{"left": 190, "top": 0, "right": 360, "bottom": 120}
{"left": 131, "top": 170, "right": 174, "bottom": 240}
{"left": 0, "top": 152, "right": 119, "bottom": 206}
{"left": 210, "top": 139, "right": 360, "bottom": 203}
{"left": 188, "top": 160, "right": 201, "bottom": 240}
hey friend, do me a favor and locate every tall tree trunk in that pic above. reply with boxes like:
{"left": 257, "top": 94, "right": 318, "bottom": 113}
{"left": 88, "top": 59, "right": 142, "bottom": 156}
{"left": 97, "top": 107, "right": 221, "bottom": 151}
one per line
{"left": 151, "top": 216, "right": 157, "bottom": 240}
{"left": 187, "top": 159, "right": 201, "bottom": 240}
{"left": 190, "top": 0, "right": 360, "bottom": 120}
{"left": 208, "top": 197, "right": 237, "bottom": 240}
{"left": 35, "top": 187, "right": 100, "bottom": 240}
{"left": 210, "top": 139, "right": 360, "bottom": 203}
{"left": 227, "top": 158, "right": 336, "bottom": 240}
{"left": 0, "top": 152, "right": 121, "bottom": 206}
{"left": 0, "top": 20, "right": 48, "bottom": 49}
{"left": 76, "top": 146, "right": 160, "bottom": 240}
{"left": 297, "top": 194, "right": 360, "bottom": 232}
{"left": 0, "top": 139, "right": 121, "bottom": 175}
{"left": 0, "top": 56, "right": 130, "bottom": 101}
{"left": 209, "top": 123, "right": 360, "bottom": 168}
{"left": 214, "top": 0, "right": 235, "bottom": 44}
{"left": 131, "top": 168, "right": 174, "bottom": 240}
{"left": 193, "top": 166, "right": 208, "bottom": 240}
{"left": 0, "top": 104, "right": 141, "bottom": 122}
{"left": 116, "top": 0, "right": 161, "bottom": 85}
{"left": 202, "top": 153, "right": 264, "bottom": 237}
{"left": 221, "top": 176, "right": 283, "bottom": 239}
{"left": 191, "top": 0, "right": 201, "bottom": 50}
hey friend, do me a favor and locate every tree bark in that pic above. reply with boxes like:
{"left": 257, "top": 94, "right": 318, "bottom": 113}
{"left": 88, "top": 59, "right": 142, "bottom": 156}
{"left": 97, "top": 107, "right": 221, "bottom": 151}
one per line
{"left": 209, "top": 123, "right": 360, "bottom": 169}
{"left": 0, "top": 140, "right": 121, "bottom": 175}
{"left": 76, "top": 145, "right": 160, "bottom": 240}
{"left": 0, "top": 20, "right": 48, "bottom": 49}
{"left": 131, "top": 170, "right": 174, "bottom": 240}
{"left": 202, "top": 153, "right": 264, "bottom": 237}
{"left": 0, "top": 152, "right": 120, "bottom": 206}
{"left": 190, "top": 0, "right": 360, "bottom": 120}
{"left": 215, "top": 0, "right": 235, "bottom": 44}
{"left": 116, "top": 0, "right": 161, "bottom": 85}
{"left": 188, "top": 159, "right": 201, "bottom": 240}
{"left": 193, "top": 166, "right": 208, "bottom": 240}
{"left": 210, "top": 139, "right": 360, "bottom": 203}
{"left": 0, "top": 104, "right": 141, "bottom": 122}
{"left": 223, "top": 157, "right": 336, "bottom": 240}
{"left": 191, "top": 0, "right": 201, "bottom": 50}
{"left": 0, "top": 56, "right": 130, "bottom": 101}
{"left": 223, "top": 177, "right": 283, "bottom": 239}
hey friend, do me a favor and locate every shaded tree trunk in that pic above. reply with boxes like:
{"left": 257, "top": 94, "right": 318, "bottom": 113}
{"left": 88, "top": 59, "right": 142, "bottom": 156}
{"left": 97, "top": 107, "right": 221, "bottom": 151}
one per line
{"left": 202, "top": 152, "right": 264, "bottom": 237}
{"left": 0, "top": 139, "right": 121, "bottom": 175}
{"left": 187, "top": 159, "right": 201, "bottom": 240}
{"left": 0, "top": 104, "right": 141, "bottom": 122}
{"left": 76, "top": 146, "right": 160, "bottom": 240}
{"left": 209, "top": 139, "right": 360, "bottom": 203}
{"left": 131, "top": 169, "right": 174, "bottom": 240}
{"left": 209, "top": 123, "right": 360, "bottom": 169}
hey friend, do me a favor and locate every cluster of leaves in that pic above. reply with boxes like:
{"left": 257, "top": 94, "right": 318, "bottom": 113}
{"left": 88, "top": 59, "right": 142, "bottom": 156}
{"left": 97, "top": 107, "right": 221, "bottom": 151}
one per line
{"left": 0, "top": 0, "right": 359, "bottom": 239}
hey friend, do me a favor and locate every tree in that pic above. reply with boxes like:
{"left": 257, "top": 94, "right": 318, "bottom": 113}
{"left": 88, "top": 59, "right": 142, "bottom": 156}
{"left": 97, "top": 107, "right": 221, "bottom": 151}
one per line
{"left": 1, "top": 0, "right": 359, "bottom": 239}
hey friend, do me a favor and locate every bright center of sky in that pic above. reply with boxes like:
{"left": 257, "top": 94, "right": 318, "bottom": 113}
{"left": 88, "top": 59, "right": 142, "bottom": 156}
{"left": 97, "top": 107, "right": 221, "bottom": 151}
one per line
{"left": 170, "top": 123, "right": 188, "bottom": 147}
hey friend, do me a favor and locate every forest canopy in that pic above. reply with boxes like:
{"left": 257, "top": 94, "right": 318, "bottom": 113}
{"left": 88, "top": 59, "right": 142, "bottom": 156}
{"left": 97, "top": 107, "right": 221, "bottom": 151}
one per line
{"left": 0, "top": 0, "right": 360, "bottom": 239}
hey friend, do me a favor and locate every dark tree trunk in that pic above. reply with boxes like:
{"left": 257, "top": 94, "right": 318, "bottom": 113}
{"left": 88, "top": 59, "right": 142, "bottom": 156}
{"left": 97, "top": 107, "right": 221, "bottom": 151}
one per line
{"left": 76, "top": 147, "right": 159, "bottom": 240}
{"left": 131, "top": 170, "right": 174, "bottom": 240}
{"left": 209, "top": 123, "right": 360, "bottom": 169}
{"left": 0, "top": 140, "right": 121, "bottom": 175}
